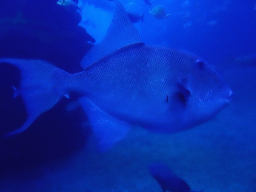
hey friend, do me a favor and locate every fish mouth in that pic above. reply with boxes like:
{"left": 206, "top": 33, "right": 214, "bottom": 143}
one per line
{"left": 227, "top": 89, "right": 233, "bottom": 102}
{"left": 220, "top": 89, "right": 233, "bottom": 105}
{"left": 228, "top": 89, "right": 233, "bottom": 97}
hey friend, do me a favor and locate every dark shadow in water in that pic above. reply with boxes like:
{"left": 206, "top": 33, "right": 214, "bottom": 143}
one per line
{"left": 0, "top": 63, "right": 26, "bottom": 134}
{"left": 0, "top": 0, "right": 94, "bottom": 180}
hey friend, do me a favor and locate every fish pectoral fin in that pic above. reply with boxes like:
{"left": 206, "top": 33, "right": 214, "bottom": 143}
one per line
{"left": 79, "top": 97, "right": 130, "bottom": 152}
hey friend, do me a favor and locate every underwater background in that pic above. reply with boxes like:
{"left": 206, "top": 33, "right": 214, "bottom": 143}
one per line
{"left": 0, "top": 0, "right": 256, "bottom": 191}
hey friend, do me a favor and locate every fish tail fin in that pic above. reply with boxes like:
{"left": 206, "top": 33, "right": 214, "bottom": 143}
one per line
{"left": 0, "top": 58, "right": 70, "bottom": 136}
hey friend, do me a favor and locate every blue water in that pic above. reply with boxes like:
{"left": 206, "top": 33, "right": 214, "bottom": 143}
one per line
{"left": 0, "top": 0, "right": 256, "bottom": 191}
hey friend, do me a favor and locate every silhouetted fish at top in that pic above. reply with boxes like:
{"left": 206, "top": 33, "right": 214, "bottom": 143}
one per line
{"left": 127, "top": 12, "right": 144, "bottom": 23}
{"left": 57, "top": 0, "right": 80, "bottom": 12}
{"left": 149, "top": 163, "right": 203, "bottom": 192}
{"left": 149, "top": 5, "right": 170, "bottom": 20}
{"left": 143, "top": 0, "right": 152, "bottom": 6}
{"left": 0, "top": 0, "right": 232, "bottom": 151}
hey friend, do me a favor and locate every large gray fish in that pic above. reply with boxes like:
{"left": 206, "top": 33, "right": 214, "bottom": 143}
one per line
{"left": 0, "top": 1, "right": 232, "bottom": 151}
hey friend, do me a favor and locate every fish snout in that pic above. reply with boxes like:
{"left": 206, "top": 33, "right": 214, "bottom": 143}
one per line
{"left": 228, "top": 89, "right": 233, "bottom": 98}
{"left": 221, "top": 88, "right": 233, "bottom": 105}
{"left": 227, "top": 88, "right": 233, "bottom": 102}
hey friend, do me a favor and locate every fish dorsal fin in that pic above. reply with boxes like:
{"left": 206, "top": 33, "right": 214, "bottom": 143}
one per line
{"left": 81, "top": 0, "right": 142, "bottom": 69}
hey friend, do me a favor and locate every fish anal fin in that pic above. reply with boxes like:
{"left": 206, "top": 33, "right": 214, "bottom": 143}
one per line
{"left": 79, "top": 97, "right": 130, "bottom": 152}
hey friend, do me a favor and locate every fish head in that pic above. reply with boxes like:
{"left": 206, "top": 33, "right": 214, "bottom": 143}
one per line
{"left": 169, "top": 53, "right": 232, "bottom": 129}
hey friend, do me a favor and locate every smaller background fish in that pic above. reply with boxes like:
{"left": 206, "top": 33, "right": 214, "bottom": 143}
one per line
{"left": 149, "top": 5, "right": 170, "bottom": 20}
{"left": 57, "top": 0, "right": 80, "bottom": 13}
{"left": 127, "top": 12, "right": 144, "bottom": 23}
{"left": 148, "top": 163, "right": 202, "bottom": 192}
{"left": 143, "top": 0, "right": 152, "bottom": 6}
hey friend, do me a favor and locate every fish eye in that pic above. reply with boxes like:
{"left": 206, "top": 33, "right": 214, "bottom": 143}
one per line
{"left": 196, "top": 59, "right": 205, "bottom": 70}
